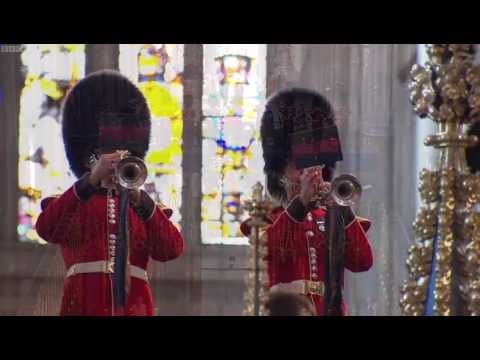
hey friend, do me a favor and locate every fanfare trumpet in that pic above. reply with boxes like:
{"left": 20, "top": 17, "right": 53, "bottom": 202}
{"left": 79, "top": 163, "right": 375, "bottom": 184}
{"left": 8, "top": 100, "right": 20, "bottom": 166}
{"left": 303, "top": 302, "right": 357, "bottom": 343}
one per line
{"left": 315, "top": 174, "right": 362, "bottom": 207}
{"left": 115, "top": 156, "right": 148, "bottom": 189}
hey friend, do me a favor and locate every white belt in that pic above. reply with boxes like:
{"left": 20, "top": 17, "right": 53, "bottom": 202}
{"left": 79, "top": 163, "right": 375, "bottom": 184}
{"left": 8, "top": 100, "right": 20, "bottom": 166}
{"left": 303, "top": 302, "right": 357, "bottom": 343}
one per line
{"left": 66, "top": 260, "right": 148, "bottom": 282}
{"left": 270, "top": 279, "right": 325, "bottom": 296}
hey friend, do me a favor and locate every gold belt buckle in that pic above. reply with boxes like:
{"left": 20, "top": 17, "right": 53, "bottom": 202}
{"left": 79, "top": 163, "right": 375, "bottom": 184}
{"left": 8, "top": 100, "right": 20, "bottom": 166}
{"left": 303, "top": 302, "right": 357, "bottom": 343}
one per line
{"left": 107, "top": 261, "right": 114, "bottom": 273}
{"left": 307, "top": 280, "right": 324, "bottom": 296}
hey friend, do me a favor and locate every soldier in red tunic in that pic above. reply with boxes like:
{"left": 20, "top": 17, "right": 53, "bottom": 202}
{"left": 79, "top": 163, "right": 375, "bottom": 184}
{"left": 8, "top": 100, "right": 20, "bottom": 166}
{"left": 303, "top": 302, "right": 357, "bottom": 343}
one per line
{"left": 35, "top": 70, "right": 184, "bottom": 316}
{"left": 241, "top": 88, "right": 373, "bottom": 316}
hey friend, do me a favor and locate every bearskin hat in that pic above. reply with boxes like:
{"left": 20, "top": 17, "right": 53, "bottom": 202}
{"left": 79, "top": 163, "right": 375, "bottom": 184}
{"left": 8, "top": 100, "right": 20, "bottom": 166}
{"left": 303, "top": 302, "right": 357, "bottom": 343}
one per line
{"left": 62, "top": 70, "right": 151, "bottom": 178}
{"left": 260, "top": 88, "right": 342, "bottom": 203}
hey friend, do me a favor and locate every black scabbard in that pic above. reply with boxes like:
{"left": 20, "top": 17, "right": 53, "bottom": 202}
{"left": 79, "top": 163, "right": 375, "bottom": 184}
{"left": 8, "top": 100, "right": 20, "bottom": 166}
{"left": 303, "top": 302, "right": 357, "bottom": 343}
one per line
{"left": 324, "top": 206, "right": 346, "bottom": 316}
{"left": 113, "top": 188, "right": 129, "bottom": 310}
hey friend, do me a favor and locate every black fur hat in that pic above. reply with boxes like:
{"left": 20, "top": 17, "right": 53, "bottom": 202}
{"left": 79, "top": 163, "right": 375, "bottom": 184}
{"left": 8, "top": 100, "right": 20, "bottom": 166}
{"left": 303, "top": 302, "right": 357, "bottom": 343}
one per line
{"left": 62, "top": 70, "right": 151, "bottom": 178}
{"left": 260, "top": 88, "right": 342, "bottom": 203}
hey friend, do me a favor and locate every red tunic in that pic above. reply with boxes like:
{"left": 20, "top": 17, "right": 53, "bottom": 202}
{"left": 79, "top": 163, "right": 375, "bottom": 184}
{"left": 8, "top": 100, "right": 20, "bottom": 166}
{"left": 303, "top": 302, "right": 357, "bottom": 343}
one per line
{"left": 241, "top": 198, "right": 373, "bottom": 316}
{"left": 35, "top": 175, "right": 184, "bottom": 316}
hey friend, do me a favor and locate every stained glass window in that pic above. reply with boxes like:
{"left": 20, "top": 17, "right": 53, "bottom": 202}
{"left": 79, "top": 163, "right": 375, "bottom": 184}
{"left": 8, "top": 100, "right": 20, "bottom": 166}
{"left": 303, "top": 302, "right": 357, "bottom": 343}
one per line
{"left": 18, "top": 44, "right": 86, "bottom": 244}
{"left": 201, "top": 45, "right": 266, "bottom": 245}
{"left": 119, "top": 44, "right": 184, "bottom": 225}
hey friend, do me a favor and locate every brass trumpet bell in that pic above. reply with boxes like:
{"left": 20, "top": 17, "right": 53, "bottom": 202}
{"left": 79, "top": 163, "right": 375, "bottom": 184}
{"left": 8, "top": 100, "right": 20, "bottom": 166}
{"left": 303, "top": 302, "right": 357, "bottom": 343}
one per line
{"left": 330, "top": 174, "right": 362, "bottom": 207}
{"left": 115, "top": 156, "right": 148, "bottom": 189}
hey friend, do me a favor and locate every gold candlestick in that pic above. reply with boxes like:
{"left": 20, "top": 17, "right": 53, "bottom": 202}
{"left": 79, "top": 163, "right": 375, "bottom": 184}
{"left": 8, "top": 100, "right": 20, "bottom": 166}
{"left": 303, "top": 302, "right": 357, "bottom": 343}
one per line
{"left": 401, "top": 44, "right": 480, "bottom": 315}
{"left": 242, "top": 182, "right": 273, "bottom": 316}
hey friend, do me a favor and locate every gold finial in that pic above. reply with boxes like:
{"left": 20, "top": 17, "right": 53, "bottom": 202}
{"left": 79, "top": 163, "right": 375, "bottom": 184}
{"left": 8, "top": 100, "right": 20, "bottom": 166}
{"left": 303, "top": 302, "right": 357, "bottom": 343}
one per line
{"left": 242, "top": 182, "right": 272, "bottom": 316}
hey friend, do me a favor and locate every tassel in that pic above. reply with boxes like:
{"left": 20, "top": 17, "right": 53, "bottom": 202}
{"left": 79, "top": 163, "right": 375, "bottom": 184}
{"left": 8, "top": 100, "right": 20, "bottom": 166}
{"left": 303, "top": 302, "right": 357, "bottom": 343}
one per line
{"left": 324, "top": 206, "right": 345, "bottom": 316}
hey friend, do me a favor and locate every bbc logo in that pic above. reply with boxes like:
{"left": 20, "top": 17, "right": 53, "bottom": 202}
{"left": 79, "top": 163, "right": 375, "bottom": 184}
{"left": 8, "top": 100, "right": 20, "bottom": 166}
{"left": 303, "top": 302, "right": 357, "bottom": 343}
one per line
{"left": 0, "top": 44, "right": 25, "bottom": 53}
